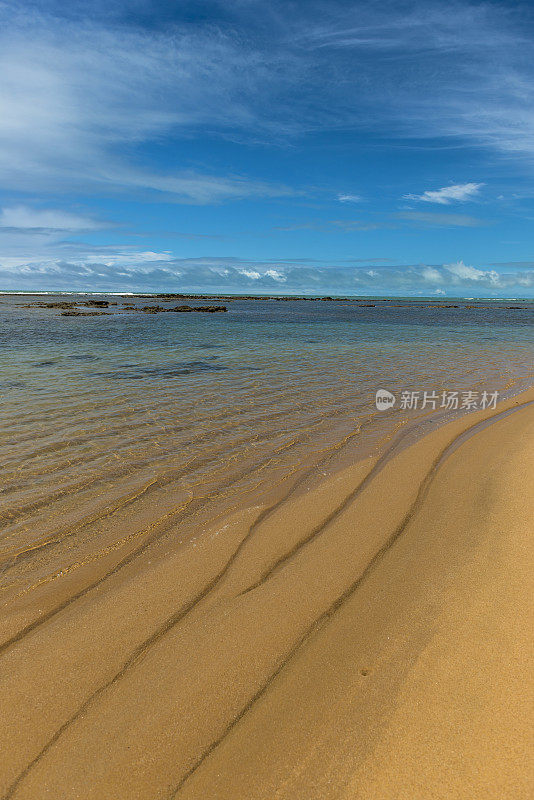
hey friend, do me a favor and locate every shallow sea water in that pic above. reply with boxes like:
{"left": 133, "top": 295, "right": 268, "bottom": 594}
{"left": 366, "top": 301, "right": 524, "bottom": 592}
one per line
{"left": 1, "top": 294, "right": 533, "bottom": 600}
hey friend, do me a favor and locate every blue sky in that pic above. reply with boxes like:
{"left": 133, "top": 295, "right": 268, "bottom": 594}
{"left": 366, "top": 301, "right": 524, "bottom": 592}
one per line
{"left": 1, "top": 0, "right": 534, "bottom": 295}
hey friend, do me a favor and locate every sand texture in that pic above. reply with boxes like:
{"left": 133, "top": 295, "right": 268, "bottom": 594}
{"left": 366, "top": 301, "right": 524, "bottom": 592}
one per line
{"left": 1, "top": 391, "right": 533, "bottom": 799}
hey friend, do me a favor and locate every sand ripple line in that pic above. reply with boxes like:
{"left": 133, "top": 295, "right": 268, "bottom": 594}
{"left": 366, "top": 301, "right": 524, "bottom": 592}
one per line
{"left": 166, "top": 398, "right": 534, "bottom": 797}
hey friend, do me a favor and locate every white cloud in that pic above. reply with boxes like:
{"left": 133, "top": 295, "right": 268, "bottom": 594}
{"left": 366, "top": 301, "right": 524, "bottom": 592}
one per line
{"left": 264, "top": 269, "right": 287, "bottom": 281}
{"left": 338, "top": 194, "right": 362, "bottom": 203}
{"left": 445, "top": 260, "right": 501, "bottom": 285}
{"left": 421, "top": 267, "right": 443, "bottom": 283}
{"left": 446, "top": 260, "right": 485, "bottom": 280}
{"left": 239, "top": 269, "right": 261, "bottom": 279}
{"left": 404, "top": 183, "right": 484, "bottom": 205}
{"left": 0, "top": 205, "right": 102, "bottom": 231}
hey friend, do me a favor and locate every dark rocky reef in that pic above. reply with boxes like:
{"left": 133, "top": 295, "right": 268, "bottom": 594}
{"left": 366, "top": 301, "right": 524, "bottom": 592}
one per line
{"left": 141, "top": 305, "right": 227, "bottom": 313}
{"left": 137, "top": 293, "right": 236, "bottom": 301}
{"left": 22, "top": 299, "right": 115, "bottom": 309}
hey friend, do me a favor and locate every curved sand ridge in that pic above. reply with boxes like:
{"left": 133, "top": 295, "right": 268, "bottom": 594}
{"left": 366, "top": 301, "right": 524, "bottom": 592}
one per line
{"left": 1, "top": 390, "right": 533, "bottom": 799}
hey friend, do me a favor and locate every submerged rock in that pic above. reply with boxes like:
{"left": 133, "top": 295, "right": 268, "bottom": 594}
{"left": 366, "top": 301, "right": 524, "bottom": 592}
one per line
{"left": 24, "top": 301, "right": 77, "bottom": 309}
{"left": 60, "top": 311, "right": 111, "bottom": 316}
{"left": 171, "top": 305, "right": 227, "bottom": 312}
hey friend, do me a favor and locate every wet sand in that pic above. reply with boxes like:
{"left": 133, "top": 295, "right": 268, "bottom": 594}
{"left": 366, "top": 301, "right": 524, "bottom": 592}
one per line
{"left": 1, "top": 390, "right": 533, "bottom": 799}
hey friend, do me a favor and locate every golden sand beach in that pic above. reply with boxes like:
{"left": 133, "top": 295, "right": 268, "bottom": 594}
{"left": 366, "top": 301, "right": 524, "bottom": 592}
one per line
{"left": 3, "top": 0, "right": 534, "bottom": 794}
{"left": 1, "top": 390, "right": 533, "bottom": 799}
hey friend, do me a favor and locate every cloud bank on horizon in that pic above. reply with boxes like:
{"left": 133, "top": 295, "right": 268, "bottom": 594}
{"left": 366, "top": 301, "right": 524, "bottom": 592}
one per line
{"left": 3, "top": 255, "right": 534, "bottom": 297}
{"left": 0, "top": 0, "right": 533, "bottom": 296}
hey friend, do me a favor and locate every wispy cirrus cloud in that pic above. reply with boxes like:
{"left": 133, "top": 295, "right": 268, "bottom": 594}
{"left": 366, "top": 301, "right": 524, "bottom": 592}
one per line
{"left": 276, "top": 211, "right": 486, "bottom": 232}
{"left": 1, "top": 0, "right": 534, "bottom": 208}
{"left": 0, "top": 3, "right": 297, "bottom": 203}
{"left": 403, "top": 183, "right": 484, "bottom": 205}
{"left": 0, "top": 205, "right": 103, "bottom": 231}
{"left": 330, "top": 219, "right": 387, "bottom": 231}
{"left": 396, "top": 211, "right": 486, "bottom": 227}
{"left": 300, "top": 2, "right": 534, "bottom": 160}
